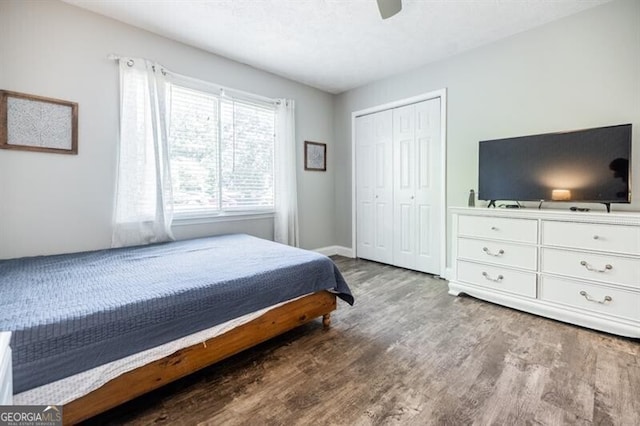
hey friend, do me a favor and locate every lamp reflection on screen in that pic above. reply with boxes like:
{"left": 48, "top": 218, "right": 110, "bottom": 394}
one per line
{"left": 551, "top": 189, "right": 571, "bottom": 201}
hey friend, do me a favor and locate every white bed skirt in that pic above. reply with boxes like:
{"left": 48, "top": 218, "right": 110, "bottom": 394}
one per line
{"left": 14, "top": 296, "right": 303, "bottom": 405}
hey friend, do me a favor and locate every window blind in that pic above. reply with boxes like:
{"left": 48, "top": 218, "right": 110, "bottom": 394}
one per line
{"left": 167, "top": 84, "right": 275, "bottom": 215}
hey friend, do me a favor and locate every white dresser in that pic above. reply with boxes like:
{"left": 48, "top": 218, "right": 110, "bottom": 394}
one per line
{"left": 0, "top": 332, "right": 11, "bottom": 405}
{"left": 449, "top": 207, "right": 640, "bottom": 338}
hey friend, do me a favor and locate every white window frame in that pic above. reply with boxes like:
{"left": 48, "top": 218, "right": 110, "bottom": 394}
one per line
{"left": 167, "top": 75, "right": 277, "bottom": 224}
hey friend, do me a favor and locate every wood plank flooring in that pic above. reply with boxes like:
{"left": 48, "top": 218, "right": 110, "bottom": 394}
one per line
{"left": 84, "top": 257, "right": 640, "bottom": 426}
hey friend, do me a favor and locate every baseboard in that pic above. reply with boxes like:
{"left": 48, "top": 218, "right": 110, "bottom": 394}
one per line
{"left": 313, "top": 246, "right": 338, "bottom": 256}
{"left": 313, "top": 246, "right": 354, "bottom": 258}
{"left": 335, "top": 246, "right": 354, "bottom": 258}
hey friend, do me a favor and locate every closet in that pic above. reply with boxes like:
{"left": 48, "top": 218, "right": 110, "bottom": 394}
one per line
{"left": 355, "top": 98, "right": 442, "bottom": 274}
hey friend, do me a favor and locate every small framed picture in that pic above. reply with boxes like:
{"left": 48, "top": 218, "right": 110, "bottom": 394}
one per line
{"left": 304, "top": 141, "right": 326, "bottom": 171}
{"left": 0, "top": 90, "right": 78, "bottom": 155}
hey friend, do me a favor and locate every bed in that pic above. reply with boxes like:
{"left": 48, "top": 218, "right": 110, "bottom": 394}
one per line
{"left": 0, "top": 234, "right": 353, "bottom": 424}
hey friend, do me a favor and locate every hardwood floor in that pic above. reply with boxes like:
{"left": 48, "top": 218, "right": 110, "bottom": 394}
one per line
{"left": 85, "top": 257, "right": 640, "bottom": 426}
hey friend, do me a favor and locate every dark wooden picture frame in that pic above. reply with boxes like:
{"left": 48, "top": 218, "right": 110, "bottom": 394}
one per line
{"left": 0, "top": 90, "right": 78, "bottom": 155}
{"left": 304, "top": 141, "right": 326, "bottom": 171}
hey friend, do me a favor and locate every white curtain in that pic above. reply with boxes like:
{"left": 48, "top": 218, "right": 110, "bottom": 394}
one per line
{"left": 274, "top": 99, "right": 299, "bottom": 247}
{"left": 112, "top": 58, "right": 175, "bottom": 247}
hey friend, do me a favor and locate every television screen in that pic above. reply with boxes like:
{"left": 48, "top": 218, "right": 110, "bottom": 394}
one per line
{"left": 478, "top": 124, "right": 632, "bottom": 203}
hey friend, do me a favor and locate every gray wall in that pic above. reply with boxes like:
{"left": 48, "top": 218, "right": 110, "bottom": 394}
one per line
{"left": 0, "top": 0, "right": 336, "bottom": 259}
{"left": 333, "top": 0, "right": 640, "bottom": 264}
{"left": 1, "top": 0, "right": 638, "bottom": 261}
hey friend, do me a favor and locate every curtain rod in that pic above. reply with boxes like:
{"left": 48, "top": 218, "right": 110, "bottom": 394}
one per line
{"left": 107, "top": 53, "right": 280, "bottom": 106}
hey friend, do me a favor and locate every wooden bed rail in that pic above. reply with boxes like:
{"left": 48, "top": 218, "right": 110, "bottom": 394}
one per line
{"left": 63, "top": 291, "right": 337, "bottom": 425}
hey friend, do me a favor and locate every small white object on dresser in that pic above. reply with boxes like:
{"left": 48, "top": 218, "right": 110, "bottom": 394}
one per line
{"left": 449, "top": 207, "right": 640, "bottom": 338}
{"left": 0, "top": 332, "right": 11, "bottom": 405}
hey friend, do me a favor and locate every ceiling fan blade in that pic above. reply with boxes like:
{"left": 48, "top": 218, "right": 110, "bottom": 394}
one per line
{"left": 377, "top": 0, "right": 402, "bottom": 20}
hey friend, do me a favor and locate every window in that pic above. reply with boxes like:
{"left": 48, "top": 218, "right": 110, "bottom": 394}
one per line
{"left": 168, "top": 83, "right": 275, "bottom": 217}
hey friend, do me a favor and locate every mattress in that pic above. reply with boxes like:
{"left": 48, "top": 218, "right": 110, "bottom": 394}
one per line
{"left": 0, "top": 234, "right": 353, "bottom": 393}
{"left": 14, "top": 296, "right": 299, "bottom": 405}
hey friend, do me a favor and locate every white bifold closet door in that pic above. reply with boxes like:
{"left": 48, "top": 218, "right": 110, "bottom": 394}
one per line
{"left": 355, "top": 109, "right": 393, "bottom": 264}
{"left": 392, "top": 99, "right": 441, "bottom": 273}
{"left": 355, "top": 98, "right": 441, "bottom": 275}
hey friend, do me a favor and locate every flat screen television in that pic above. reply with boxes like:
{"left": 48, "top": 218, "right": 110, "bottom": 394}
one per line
{"left": 478, "top": 124, "right": 632, "bottom": 210}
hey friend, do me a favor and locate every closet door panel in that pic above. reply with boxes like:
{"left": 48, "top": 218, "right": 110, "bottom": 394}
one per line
{"left": 414, "top": 98, "right": 441, "bottom": 274}
{"left": 417, "top": 204, "right": 433, "bottom": 258}
{"left": 393, "top": 104, "right": 416, "bottom": 269}
{"left": 397, "top": 201, "right": 415, "bottom": 255}
{"left": 356, "top": 110, "right": 393, "bottom": 263}
{"left": 356, "top": 114, "right": 375, "bottom": 261}
{"left": 373, "top": 110, "right": 393, "bottom": 263}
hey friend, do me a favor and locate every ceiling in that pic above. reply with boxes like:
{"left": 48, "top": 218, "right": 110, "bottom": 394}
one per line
{"left": 62, "top": 0, "right": 611, "bottom": 94}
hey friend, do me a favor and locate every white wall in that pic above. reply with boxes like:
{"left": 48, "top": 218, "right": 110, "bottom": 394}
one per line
{"left": 0, "top": 0, "right": 336, "bottom": 259}
{"left": 333, "top": 0, "right": 640, "bottom": 263}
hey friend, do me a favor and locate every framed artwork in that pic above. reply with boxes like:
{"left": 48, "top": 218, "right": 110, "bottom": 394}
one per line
{"left": 0, "top": 90, "right": 78, "bottom": 155}
{"left": 304, "top": 141, "right": 326, "bottom": 171}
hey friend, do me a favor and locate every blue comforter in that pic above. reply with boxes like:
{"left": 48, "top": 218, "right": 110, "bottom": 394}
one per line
{"left": 0, "top": 234, "right": 353, "bottom": 393}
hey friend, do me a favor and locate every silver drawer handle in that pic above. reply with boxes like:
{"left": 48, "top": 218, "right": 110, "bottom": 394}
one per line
{"left": 490, "top": 226, "right": 498, "bottom": 231}
{"left": 580, "top": 260, "right": 612, "bottom": 273}
{"left": 579, "top": 290, "right": 612, "bottom": 304}
{"left": 482, "top": 272, "right": 504, "bottom": 282}
{"left": 483, "top": 247, "right": 504, "bottom": 257}
{"left": 593, "top": 235, "right": 599, "bottom": 240}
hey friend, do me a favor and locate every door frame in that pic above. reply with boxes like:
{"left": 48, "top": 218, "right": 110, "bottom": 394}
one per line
{"left": 351, "top": 88, "right": 448, "bottom": 277}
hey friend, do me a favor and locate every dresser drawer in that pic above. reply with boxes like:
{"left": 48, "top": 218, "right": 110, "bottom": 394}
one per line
{"left": 458, "top": 215, "right": 537, "bottom": 243}
{"left": 540, "top": 276, "right": 640, "bottom": 322}
{"left": 458, "top": 238, "right": 537, "bottom": 271}
{"left": 541, "top": 248, "right": 640, "bottom": 290}
{"left": 457, "top": 260, "right": 537, "bottom": 298}
{"left": 542, "top": 221, "right": 640, "bottom": 255}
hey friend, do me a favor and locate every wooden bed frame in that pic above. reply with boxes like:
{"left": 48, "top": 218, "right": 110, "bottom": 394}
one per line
{"left": 62, "top": 291, "right": 337, "bottom": 425}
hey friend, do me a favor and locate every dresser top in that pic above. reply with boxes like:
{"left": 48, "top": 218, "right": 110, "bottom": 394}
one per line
{"left": 449, "top": 207, "right": 640, "bottom": 225}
